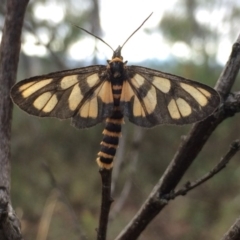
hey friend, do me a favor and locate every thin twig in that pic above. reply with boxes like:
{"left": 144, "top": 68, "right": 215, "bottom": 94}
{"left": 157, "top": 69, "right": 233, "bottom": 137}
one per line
{"left": 42, "top": 163, "right": 87, "bottom": 240}
{"left": 164, "top": 140, "right": 240, "bottom": 200}
{"left": 97, "top": 169, "right": 113, "bottom": 240}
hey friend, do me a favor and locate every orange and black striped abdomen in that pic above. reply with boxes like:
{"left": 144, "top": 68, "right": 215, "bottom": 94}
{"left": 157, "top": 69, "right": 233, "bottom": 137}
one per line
{"left": 96, "top": 110, "right": 123, "bottom": 169}
{"left": 96, "top": 59, "right": 125, "bottom": 169}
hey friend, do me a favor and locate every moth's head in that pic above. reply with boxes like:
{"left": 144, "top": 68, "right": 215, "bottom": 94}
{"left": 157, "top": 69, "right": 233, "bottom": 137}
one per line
{"left": 108, "top": 46, "right": 124, "bottom": 64}
{"left": 112, "top": 46, "right": 123, "bottom": 60}
{"left": 107, "top": 46, "right": 127, "bottom": 77}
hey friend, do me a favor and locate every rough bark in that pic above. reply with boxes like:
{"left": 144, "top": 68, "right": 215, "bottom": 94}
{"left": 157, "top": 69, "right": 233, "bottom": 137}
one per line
{"left": 0, "top": 0, "right": 29, "bottom": 239}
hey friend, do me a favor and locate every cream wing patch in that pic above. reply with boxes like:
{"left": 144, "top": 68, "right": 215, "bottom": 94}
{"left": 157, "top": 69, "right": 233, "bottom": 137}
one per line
{"left": 133, "top": 97, "right": 145, "bottom": 117}
{"left": 131, "top": 74, "right": 145, "bottom": 88}
{"left": 60, "top": 75, "right": 79, "bottom": 89}
{"left": 168, "top": 99, "right": 181, "bottom": 119}
{"left": 152, "top": 76, "right": 171, "bottom": 93}
{"left": 97, "top": 81, "right": 113, "bottom": 104}
{"left": 129, "top": 75, "right": 157, "bottom": 116}
{"left": 79, "top": 97, "right": 98, "bottom": 118}
{"left": 19, "top": 82, "right": 36, "bottom": 91}
{"left": 120, "top": 81, "right": 134, "bottom": 102}
{"left": 176, "top": 98, "right": 192, "bottom": 117}
{"left": 142, "top": 86, "right": 157, "bottom": 114}
{"left": 42, "top": 94, "right": 58, "bottom": 112}
{"left": 22, "top": 79, "right": 52, "bottom": 98}
{"left": 180, "top": 83, "right": 208, "bottom": 106}
{"left": 168, "top": 98, "right": 192, "bottom": 119}
{"left": 33, "top": 92, "right": 52, "bottom": 110}
{"left": 68, "top": 84, "right": 83, "bottom": 111}
{"left": 197, "top": 87, "right": 211, "bottom": 98}
{"left": 86, "top": 73, "right": 99, "bottom": 87}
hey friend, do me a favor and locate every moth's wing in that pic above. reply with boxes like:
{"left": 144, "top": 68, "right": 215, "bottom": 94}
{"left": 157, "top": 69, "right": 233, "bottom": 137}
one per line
{"left": 11, "top": 65, "right": 114, "bottom": 128}
{"left": 120, "top": 66, "right": 220, "bottom": 128}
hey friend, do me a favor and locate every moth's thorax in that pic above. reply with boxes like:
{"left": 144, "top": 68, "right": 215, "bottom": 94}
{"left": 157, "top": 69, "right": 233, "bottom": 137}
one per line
{"left": 108, "top": 57, "right": 126, "bottom": 79}
{"left": 106, "top": 57, "right": 126, "bottom": 107}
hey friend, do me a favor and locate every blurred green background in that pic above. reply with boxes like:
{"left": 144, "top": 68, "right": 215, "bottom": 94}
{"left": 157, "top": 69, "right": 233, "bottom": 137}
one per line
{"left": 2, "top": 0, "right": 240, "bottom": 239}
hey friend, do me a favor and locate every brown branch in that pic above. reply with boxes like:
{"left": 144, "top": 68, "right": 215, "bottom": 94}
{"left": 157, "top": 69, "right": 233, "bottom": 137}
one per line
{"left": 0, "top": 0, "right": 29, "bottom": 239}
{"left": 115, "top": 33, "right": 240, "bottom": 240}
{"left": 224, "top": 91, "right": 240, "bottom": 116}
{"left": 221, "top": 218, "right": 240, "bottom": 240}
{"left": 215, "top": 36, "right": 240, "bottom": 99}
{"left": 164, "top": 140, "right": 240, "bottom": 200}
{"left": 97, "top": 169, "right": 113, "bottom": 240}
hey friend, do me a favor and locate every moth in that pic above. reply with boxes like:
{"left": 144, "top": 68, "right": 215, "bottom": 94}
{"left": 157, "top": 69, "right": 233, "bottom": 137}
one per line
{"left": 11, "top": 14, "right": 220, "bottom": 169}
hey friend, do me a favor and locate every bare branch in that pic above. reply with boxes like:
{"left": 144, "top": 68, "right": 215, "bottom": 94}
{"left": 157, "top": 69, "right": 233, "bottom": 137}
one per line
{"left": 97, "top": 169, "right": 113, "bottom": 240}
{"left": 164, "top": 140, "right": 240, "bottom": 200}
{"left": 224, "top": 91, "right": 240, "bottom": 116}
{"left": 215, "top": 36, "right": 240, "bottom": 99}
{"left": 221, "top": 218, "right": 240, "bottom": 240}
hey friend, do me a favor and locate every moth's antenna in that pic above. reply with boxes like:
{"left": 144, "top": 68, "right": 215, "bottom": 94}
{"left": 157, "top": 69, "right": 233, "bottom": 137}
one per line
{"left": 72, "top": 24, "right": 114, "bottom": 51}
{"left": 121, "top": 12, "right": 153, "bottom": 48}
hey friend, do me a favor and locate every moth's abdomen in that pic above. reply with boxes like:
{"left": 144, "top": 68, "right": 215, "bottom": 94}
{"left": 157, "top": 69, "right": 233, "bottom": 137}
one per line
{"left": 96, "top": 109, "right": 123, "bottom": 169}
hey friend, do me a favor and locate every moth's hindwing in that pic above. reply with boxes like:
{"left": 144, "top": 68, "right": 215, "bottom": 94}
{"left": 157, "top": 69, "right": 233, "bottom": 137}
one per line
{"left": 11, "top": 66, "right": 114, "bottom": 128}
{"left": 120, "top": 66, "right": 220, "bottom": 127}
